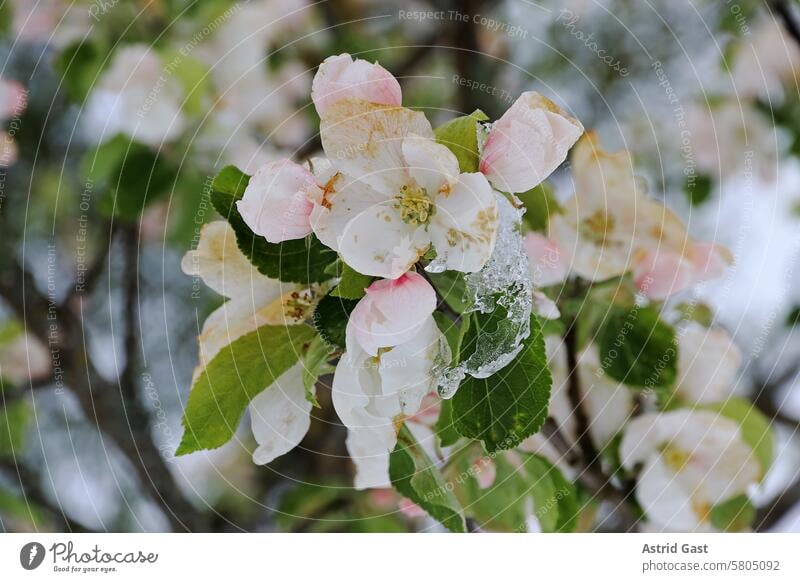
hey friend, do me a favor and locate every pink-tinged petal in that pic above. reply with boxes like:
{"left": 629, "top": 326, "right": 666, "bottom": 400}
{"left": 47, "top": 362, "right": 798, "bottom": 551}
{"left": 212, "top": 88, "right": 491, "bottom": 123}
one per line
{"left": 633, "top": 250, "right": 696, "bottom": 300}
{"left": 312, "top": 54, "right": 402, "bottom": 117}
{"left": 399, "top": 498, "right": 427, "bottom": 518}
{"left": 480, "top": 92, "right": 583, "bottom": 193}
{"left": 407, "top": 391, "right": 441, "bottom": 426}
{"left": 689, "top": 242, "right": 733, "bottom": 282}
{"left": 368, "top": 488, "right": 397, "bottom": 509}
{"left": 472, "top": 457, "right": 497, "bottom": 489}
{"left": 402, "top": 134, "right": 460, "bottom": 194}
{"left": 0, "top": 78, "right": 27, "bottom": 119}
{"left": 523, "top": 232, "right": 569, "bottom": 287}
{"left": 348, "top": 272, "right": 437, "bottom": 356}
{"left": 236, "top": 160, "right": 320, "bottom": 243}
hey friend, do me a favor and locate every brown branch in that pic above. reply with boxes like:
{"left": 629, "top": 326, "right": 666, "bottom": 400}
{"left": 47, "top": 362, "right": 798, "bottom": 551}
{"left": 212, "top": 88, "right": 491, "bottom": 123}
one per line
{"left": 0, "top": 246, "right": 207, "bottom": 531}
{"left": 564, "top": 318, "right": 599, "bottom": 469}
{"left": 99, "top": 224, "right": 207, "bottom": 531}
{"left": 69, "top": 221, "right": 117, "bottom": 300}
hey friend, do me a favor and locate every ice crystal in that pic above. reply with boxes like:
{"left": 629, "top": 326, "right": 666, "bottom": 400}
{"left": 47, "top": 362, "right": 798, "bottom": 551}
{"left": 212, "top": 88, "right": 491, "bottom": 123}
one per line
{"left": 433, "top": 193, "right": 533, "bottom": 398}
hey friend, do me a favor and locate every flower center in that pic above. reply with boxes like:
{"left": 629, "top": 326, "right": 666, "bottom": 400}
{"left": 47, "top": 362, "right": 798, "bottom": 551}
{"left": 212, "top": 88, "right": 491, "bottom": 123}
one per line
{"left": 579, "top": 209, "right": 615, "bottom": 246}
{"left": 396, "top": 184, "right": 435, "bottom": 226}
{"left": 662, "top": 445, "right": 691, "bottom": 472}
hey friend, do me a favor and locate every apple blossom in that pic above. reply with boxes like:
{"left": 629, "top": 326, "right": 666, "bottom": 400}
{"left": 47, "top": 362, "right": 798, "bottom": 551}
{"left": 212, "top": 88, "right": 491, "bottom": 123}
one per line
{"left": 181, "top": 221, "right": 320, "bottom": 465}
{"left": 312, "top": 54, "right": 402, "bottom": 117}
{"left": 10, "top": 0, "right": 87, "bottom": 47}
{"left": 348, "top": 272, "right": 437, "bottom": 356}
{"left": 731, "top": 17, "right": 800, "bottom": 99}
{"left": 674, "top": 323, "right": 741, "bottom": 404}
{"left": 524, "top": 232, "right": 569, "bottom": 287}
{"left": 620, "top": 410, "right": 760, "bottom": 531}
{"left": 236, "top": 160, "right": 320, "bottom": 243}
{"left": 83, "top": 45, "right": 186, "bottom": 147}
{"left": 332, "top": 275, "right": 449, "bottom": 488}
{"left": 480, "top": 91, "right": 583, "bottom": 193}
{"left": 687, "top": 101, "right": 777, "bottom": 181}
{"left": 315, "top": 98, "right": 498, "bottom": 278}
{"left": 548, "top": 133, "right": 732, "bottom": 291}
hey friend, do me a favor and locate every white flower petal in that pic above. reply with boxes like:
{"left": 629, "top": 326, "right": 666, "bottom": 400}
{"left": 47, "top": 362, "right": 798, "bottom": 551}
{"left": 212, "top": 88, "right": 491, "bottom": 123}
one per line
{"left": 675, "top": 323, "right": 741, "bottom": 404}
{"left": 429, "top": 173, "right": 498, "bottom": 273}
{"left": 320, "top": 100, "right": 433, "bottom": 195}
{"left": 337, "top": 201, "right": 431, "bottom": 279}
{"left": 402, "top": 134, "right": 460, "bottom": 194}
{"left": 378, "top": 318, "right": 449, "bottom": 415}
{"left": 637, "top": 456, "right": 702, "bottom": 531}
{"left": 249, "top": 363, "right": 312, "bottom": 465}
{"left": 180, "top": 221, "right": 278, "bottom": 300}
{"left": 309, "top": 177, "right": 392, "bottom": 253}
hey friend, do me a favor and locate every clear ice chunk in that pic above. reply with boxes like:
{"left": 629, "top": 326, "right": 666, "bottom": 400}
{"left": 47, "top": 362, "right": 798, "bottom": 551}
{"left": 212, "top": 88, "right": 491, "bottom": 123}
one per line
{"left": 435, "top": 193, "right": 533, "bottom": 398}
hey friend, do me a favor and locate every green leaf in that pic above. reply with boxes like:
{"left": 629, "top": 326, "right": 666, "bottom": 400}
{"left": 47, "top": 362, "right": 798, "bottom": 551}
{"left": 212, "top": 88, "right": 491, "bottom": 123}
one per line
{"left": 675, "top": 301, "right": 714, "bottom": 327}
{"left": 521, "top": 454, "right": 580, "bottom": 532}
{"left": 434, "top": 110, "right": 488, "bottom": 173}
{"left": 83, "top": 136, "right": 174, "bottom": 220}
{"left": 56, "top": 39, "right": 109, "bottom": 102}
{"left": 685, "top": 174, "right": 713, "bottom": 207}
{"left": 545, "top": 460, "right": 580, "bottom": 532}
{"left": 211, "top": 165, "right": 250, "bottom": 198}
{"left": 0, "top": 400, "right": 29, "bottom": 459}
{"left": 786, "top": 305, "right": 800, "bottom": 327}
{"left": 452, "top": 315, "right": 552, "bottom": 453}
{"left": 330, "top": 263, "right": 373, "bottom": 299}
{"left": 163, "top": 50, "right": 210, "bottom": 115}
{"left": 435, "top": 398, "right": 460, "bottom": 448}
{"left": 598, "top": 305, "right": 678, "bottom": 389}
{"left": 517, "top": 182, "right": 562, "bottom": 233}
{"left": 389, "top": 425, "right": 466, "bottom": 532}
{"left": 703, "top": 398, "right": 773, "bottom": 479}
{"left": 301, "top": 335, "right": 334, "bottom": 407}
{"left": 312, "top": 294, "right": 358, "bottom": 350}
{"left": 522, "top": 454, "right": 560, "bottom": 532}
{"left": 175, "top": 324, "right": 316, "bottom": 455}
{"left": 276, "top": 482, "right": 348, "bottom": 531}
{"left": 0, "top": 486, "right": 47, "bottom": 530}
{"left": 459, "top": 453, "right": 532, "bottom": 532}
{"left": 426, "top": 269, "right": 469, "bottom": 314}
{"left": 709, "top": 494, "right": 755, "bottom": 532}
{"left": 211, "top": 166, "right": 337, "bottom": 284}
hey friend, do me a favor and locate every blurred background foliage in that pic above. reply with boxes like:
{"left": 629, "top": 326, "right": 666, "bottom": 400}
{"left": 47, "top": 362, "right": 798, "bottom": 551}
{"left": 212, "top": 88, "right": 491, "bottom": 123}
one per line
{"left": 1, "top": 0, "right": 800, "bottom": 532}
